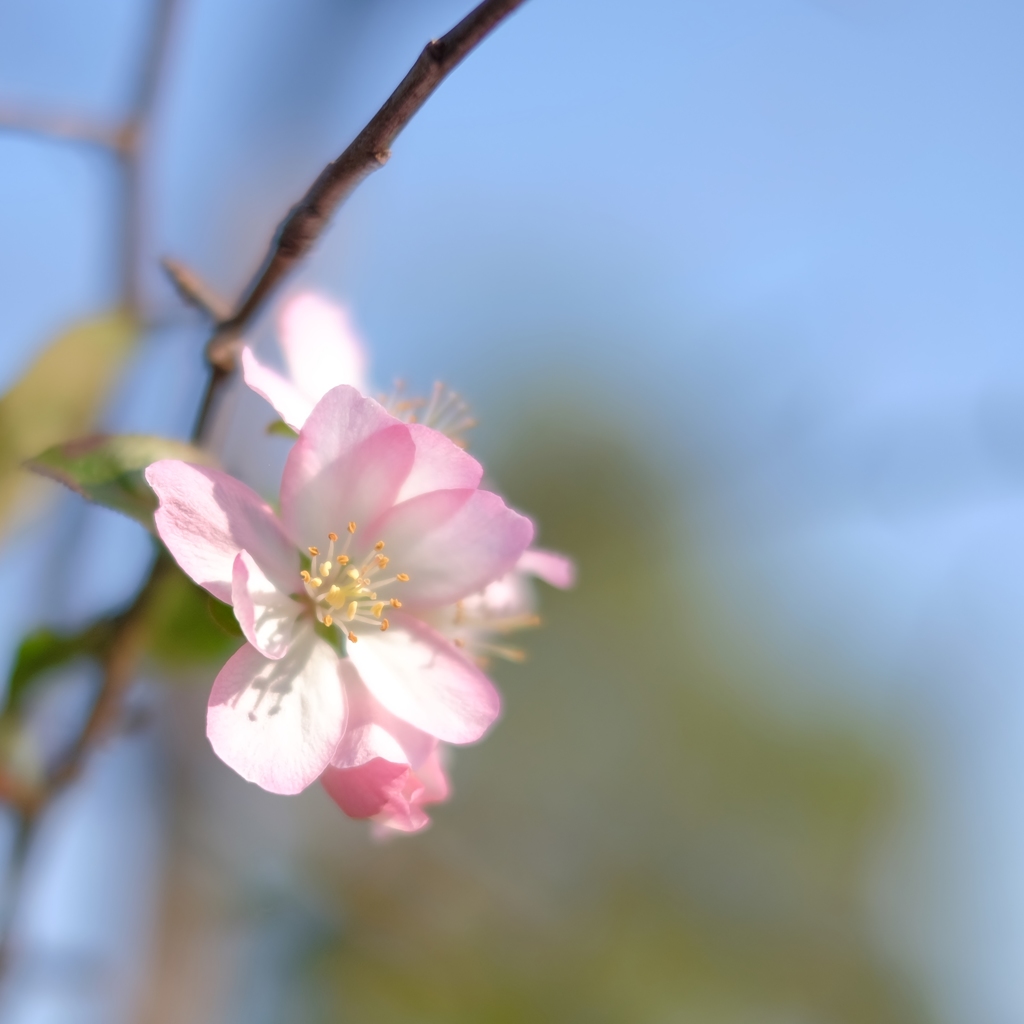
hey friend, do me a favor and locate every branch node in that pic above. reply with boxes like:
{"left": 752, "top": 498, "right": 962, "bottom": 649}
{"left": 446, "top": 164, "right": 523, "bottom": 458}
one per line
{"left": 373, "top": 149, "right": 391, "bottom": 166}
{"left": 206, "top": 331, "right": 242, "bottom": 373}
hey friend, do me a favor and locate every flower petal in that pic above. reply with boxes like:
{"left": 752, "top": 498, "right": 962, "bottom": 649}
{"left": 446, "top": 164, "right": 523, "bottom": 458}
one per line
{"left": 331, "top": 660, "right": 436, "bottom": 769}
{"left": 369, "top": 488, "right": 534, "bottom": 607}
{"left": 280, "top": 386, "right": 414, "bottom": 546}
{"left": 207, "top": 633, "right": 345, "bottom": 795}
{"left": 231, "top": 551, "right": 302, "bottom": 660}
{"left": 280, "top": 292, "right": 367, "bottom": 401}
{"left": 321, "top": 759, "right": 433, "bottom": 832}
{"left": 346, "top": 610, "right": 501, "bottom": 743}
{"left": 395, "top": 423, "right": 482, "bottom": 504}
{"left": 241, "top": 346, "right": 316, "bottom": 432}
{"left": 517, "top": 548, "right": 576, "bottom": 589}
{"left": 146, "top": 460, "right": 295, "bottom": 603}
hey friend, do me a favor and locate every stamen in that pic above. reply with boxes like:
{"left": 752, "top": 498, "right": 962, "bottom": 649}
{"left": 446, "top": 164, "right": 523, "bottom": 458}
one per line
{"left": 320, "top": 560, "right": 332, "bottom": 575}
{"left": 346, "top": 601, "right": 358, "bottom": 621}
{"left": 337, "top": 554, "right": 349, "bottom": 565}
{"left": 311, "top": 577, "right": 322, "bottom": 587}
{"left": 300, "top": 570, "right": 311, "bottom": 582}
{"left": 390, "top": 598, "right": 402, "bottom": 608}
{"left": 380, "top": 618, "right": 389, "bottom": 631}
{"left": 327, "top": 532, "right": 338, "bottom": 542}
{"left": 308, "top": 546, "right": 319, "bottom": 557}
{"left": 324, "top": 614, "right": 333, "bottom": 627}
{"left": 396, "top": 573, "right": 410, "bottom": 582}
{"left": 347, "top": 632, "right": 358, "bottom": 643}
{"left": 345, "top": 568, "right": 359, "bottom": 580}
{"left": 347, "top": 521, "right": 357, "bottom": 534}
{"left": 374, "top": 540, "right": 385, "bottom": 551}
{"left": 376, "top": 555, "right": 390, "bottom": 568}
{"left": 371, "top": 602, "right": 384, "bottom": 618}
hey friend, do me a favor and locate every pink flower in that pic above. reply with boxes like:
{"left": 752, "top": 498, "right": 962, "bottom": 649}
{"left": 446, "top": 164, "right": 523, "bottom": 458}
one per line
{"left": 430, "top": 548, "right": 576, "bottom": 664}
{"left": 241, "top": 292, "right": 367, "bottom": 432}
{"left": 242, "top": 292, "right": 475, "bottom": 444}
{"left": 320, "top": 663, "right": 449, "bottom": 833}
{"left": 145, "top": 385, "right": 533, "bottom": 803}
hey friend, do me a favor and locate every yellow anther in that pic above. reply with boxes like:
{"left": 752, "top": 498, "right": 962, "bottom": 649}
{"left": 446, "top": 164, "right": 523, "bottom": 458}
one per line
{"left": 308, "top": 546, "right": 319, "bottom": 557}
{"left": 327, "top": 532, "right": 338, "bottom": 542}
{"left": 326, "top": 585, "right": 346, "bottom": 609}
{"left": 371, "top": 602, "right": 384, "bottom": 618}
{"left": 374, "top": 540, "right": 385, "bottom": 551}
{"left": 324, "top": 614, "right": 333, "bottom": 627}
{"left": 380, "top": 618, "right": 389, "bottom": 632}
{"left": 347, "top": 521, "right": 357, "bottom": 534}
{"left": 337, "top": 555, "right": 349, "bottom": 565}
{"left": 396, "top": 573, "right": 410, "bottom": 582}
{"left": 347, "top": 631, "right": 358, "bottom": 643}
{"left": 346, "top": 567, "right": 360, "bottom": 579}
{"left": 389, "top": 598, "right": 402, "bottom": 608}
{"left": 376, "top": 555, "right": 389, "bottom": 568}
{"left": 300, "top": 570, "right": 311, "bottom": 582}
{"left": 320, "top": 561, "right": 332, "bottom": 575}
{"left": 311, "top": 577, "right": 323, "bottom": 588}
{"left": 346, "top": 601, "right": 358, "bottom": 621}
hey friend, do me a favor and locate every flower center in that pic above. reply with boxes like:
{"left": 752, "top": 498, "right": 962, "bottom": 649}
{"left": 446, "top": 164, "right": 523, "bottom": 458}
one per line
{"left": 297, "top": 524, "right": 409, "bottom": 644}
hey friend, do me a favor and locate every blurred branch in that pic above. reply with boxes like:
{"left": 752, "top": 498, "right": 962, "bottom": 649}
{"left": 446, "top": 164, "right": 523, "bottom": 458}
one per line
{"left": 204, "top": 0, "right": 529, "bottom": 371}
{"left": 161, "top": 257, "right": 232, "bottom": 321}
{"left": 0, "top": 105, "right": 126, "bottom": 151}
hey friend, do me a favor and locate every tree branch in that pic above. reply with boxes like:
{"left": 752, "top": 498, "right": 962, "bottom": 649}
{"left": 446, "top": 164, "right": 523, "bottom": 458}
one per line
{"left": 0, "top": 105, "right": 126, "bottom": 152}
{"left": 204, "top": 0, "right": 528, "bottom": 370}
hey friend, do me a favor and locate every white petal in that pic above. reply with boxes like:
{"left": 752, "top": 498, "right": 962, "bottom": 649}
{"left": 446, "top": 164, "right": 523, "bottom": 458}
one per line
{"left": 231, "top": 550, "right": 302, "bottom": 660}
{"left": 207, "top": 632, "right": 346, "bottom": 794}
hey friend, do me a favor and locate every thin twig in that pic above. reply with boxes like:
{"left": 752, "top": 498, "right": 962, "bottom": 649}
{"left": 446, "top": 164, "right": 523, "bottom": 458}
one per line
{"left": 205, "top": 0, "right": 528, "bottom": 370}
{"left": 0, "top": 105, "right": 126, "bottom": 151}
{"left": 161, "top": 257, "right": 231, "bottom": 322}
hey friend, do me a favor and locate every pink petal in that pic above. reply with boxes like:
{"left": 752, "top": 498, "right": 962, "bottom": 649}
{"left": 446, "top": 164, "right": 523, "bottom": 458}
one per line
{"left": 207, "top": 633, "right": 345, "bottom": 795}
{"left": 368, "top": 489, "right": 534, "bottom": 607}
{"left": 280, "top": 386, "right": 412, "bottom": 546}
{"left": 346, "top": 610, "right": 501, "bottom": 743}
{"left": 280, "top": 292, "right": 367, "bottom": 400}
{"left": 331, "top": 660, "right": 436, "bottom": 769}
{"left": 517, "top": 548, "right": 576, "bottom": 589}
{"left": 241, "top": 346, "right": 315, "bottom": 432}
{"left": 395, "top": 423, "right": 482, "bottom": 504}
{"left": 321, "top": 741, "right": 449, "bottom": 833}
{"left": 146, "top": 460, "right": 295, "bottom": 604}
{"left": 415, "top": 747, "right": 451, "bottom": 804}
{"left": 231, "top": 551, "right": 302, "bottom": 660}
{"left": 320, "top": 759, "right": 428, "bottom": 830}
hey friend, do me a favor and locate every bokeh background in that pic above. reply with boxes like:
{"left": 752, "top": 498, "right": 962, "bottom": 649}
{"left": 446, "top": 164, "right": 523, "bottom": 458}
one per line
{"left": 0, "top": 0, "right": 1021, "bottom": 1020}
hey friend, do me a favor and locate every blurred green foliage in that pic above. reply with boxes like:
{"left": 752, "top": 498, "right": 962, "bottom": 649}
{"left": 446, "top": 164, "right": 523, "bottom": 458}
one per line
{"left": 0, "top": 309, "right": 138, "bottom": 531}
{"left": 295, "top": 408, "right": 927, "bottom": 1024}
{"left": 144, "top": 563, "right": 243, "bottom": 669}
{"left": 27, "top": 434, "right": 213, "bottom": 532}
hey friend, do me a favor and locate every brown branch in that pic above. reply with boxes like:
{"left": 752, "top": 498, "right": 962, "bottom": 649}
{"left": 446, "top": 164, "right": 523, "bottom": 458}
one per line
{"left": 0, "top": 105, "right": 126, "bottom": 152}
{"left": 205, "top": 0, "right": 529, "bottom": 371}
{"left": 161, "top": 257, "right": 232, "bottom": 321}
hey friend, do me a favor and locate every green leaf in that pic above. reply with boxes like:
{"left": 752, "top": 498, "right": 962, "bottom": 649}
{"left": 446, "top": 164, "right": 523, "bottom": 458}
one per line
{"left": 266, "top": 419, "right": 299, "bottom": 439}
{"left": 313, "top": 618, "right": 346, "bottom": 654}
{"left": 6, "top": 620, "right": 117, "bottom": 713}
{"left": 145, "top": 565, "right": 243, "bottom": 669}
{"left": 206, "top": 593, "right": 243, "bottom": 638}
{"left": 26, "top": 434, "right": 213, "bottom": 530}
{"left": 0, "top": 309, "right": 139, "bottom": 532}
